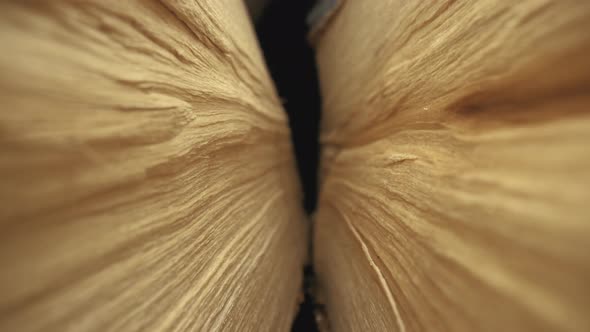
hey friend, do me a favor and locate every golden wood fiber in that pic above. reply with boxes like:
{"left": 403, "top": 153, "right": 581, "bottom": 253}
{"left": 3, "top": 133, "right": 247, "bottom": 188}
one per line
{"left": 313, "top": 1, "right": 590, "bottom": 331}
{"left": 0, "top": 1, "right": 307, "bottom": 331}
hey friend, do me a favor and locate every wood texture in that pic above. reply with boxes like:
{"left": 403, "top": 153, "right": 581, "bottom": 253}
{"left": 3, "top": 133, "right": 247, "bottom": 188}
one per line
{"left": 313, "top": 1, "right": 590, "bottom": 331}
{"left": 0, "top": 1, "right": 306, "bottom": 331}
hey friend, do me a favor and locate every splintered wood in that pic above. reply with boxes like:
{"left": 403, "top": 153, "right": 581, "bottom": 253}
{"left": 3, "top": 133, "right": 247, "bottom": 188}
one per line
{"left": 313, "top": 1, "right": 590, "bottom": 331}
{"left": 0, "top": 1, "right": 306, "bottom": 331}
{"left": 2, "top": 1, "right": 590, "bottom": 332}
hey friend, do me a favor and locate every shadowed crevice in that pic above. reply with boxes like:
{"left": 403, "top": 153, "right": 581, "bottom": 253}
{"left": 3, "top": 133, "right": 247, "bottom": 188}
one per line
{"left": 255, "top": 1, "right": 321, "bottom": 331}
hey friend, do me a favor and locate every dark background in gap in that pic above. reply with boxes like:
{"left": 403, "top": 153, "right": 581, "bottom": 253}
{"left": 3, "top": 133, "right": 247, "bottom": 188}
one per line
{"left": 255, "top": 0, "right": 321, "bottom": 331}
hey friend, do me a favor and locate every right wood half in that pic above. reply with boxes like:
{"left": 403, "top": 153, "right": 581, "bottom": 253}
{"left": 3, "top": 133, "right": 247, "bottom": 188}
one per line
{"left": 313, "top": 1, "right": 590, "bottom": 331}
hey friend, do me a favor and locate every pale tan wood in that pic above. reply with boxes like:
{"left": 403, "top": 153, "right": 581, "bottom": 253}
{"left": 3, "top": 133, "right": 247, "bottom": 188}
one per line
{"left": 0, "top": 1, "right": 306, "bottom": 331}
{"left": 313, "top": 1, "right": 590, "bottom": 331}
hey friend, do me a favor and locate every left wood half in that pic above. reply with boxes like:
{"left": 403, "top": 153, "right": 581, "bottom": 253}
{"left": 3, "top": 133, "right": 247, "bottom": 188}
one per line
{"left": 0, "top": 1, "right": 307, "bottom": 331}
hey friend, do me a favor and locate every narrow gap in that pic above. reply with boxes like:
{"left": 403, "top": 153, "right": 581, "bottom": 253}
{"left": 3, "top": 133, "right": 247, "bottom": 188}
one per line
{"left": 254, "top": 1, "right": 321, "bottom": 331}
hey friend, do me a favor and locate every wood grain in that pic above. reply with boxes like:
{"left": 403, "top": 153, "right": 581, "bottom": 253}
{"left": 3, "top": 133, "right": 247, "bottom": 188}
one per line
{"left": 313, "top": 1, "right": 590, "bottom": 331}
{"left": 0, "top": 1, "right": 306, "bottom": 331}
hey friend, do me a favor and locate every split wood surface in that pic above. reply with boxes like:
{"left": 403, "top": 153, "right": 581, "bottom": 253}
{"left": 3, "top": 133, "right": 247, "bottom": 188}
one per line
{"left": 0, "top": 1, "right": 306, "bottom": 331}
{"left": 314, "top": 1, "right": 590, "bottom": 331}
{"left": 1, "top": 1, "right": 590, "bottom": 332}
